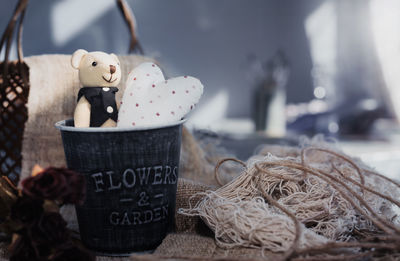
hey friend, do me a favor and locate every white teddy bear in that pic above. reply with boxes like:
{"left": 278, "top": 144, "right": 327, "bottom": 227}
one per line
{"left": 71, "top": 49, "right": 121, "bottom": 128}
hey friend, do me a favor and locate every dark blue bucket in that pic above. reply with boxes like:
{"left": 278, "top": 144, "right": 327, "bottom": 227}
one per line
{"left": 55, "top": 119, "right": 184, "bottom": 256}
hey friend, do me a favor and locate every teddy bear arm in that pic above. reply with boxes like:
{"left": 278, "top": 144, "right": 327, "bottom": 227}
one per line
{"left": 74, "top": 96, "right": 91, "bottom": 127}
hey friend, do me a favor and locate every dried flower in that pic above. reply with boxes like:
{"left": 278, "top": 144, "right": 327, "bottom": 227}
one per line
{"left": 31, "top": 164, "right": 44, "bottom": 177}
{"left": 21, "top": 167, "right": 85, "bottom": 204}
{"left": 0, "top": 176, "right": 18, "bottom": 221}
{"left": 30, "top": 212, "right": 69, "bottom": 248}
{"left": 7, "top": 166, "right": 90, "bottom": 260}
{"left": 60, "top": 169, "right": 86, "bottom": 205}
{"left": 22, "top": 168, "right": 68, "bottom": 201}
{"left": 9, "top": 235, "right": 40, "bottom": 261}
{"left": 11, "top": 195, "right": 43, "bottom": 225}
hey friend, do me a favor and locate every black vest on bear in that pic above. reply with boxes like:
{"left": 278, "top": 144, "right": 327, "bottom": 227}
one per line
{"left": 77, "top": 87, "right": 118, "bottom": 127}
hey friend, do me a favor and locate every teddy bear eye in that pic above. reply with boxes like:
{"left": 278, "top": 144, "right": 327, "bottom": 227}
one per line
{"left": 92, "top": 61, "right": 97, "bottom": 67}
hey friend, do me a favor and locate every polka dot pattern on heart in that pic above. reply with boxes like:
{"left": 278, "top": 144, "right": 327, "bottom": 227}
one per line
{"left": 117, "top": 62, "right": 204, "bottom": 128}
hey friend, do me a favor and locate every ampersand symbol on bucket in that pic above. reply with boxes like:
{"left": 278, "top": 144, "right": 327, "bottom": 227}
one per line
{"left": 138, "top": 191, "right": 150, "bottom": 206}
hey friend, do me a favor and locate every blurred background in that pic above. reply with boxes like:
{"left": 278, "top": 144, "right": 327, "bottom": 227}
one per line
{"left": 1, "top": 0, "right": 400, "bottom": 178}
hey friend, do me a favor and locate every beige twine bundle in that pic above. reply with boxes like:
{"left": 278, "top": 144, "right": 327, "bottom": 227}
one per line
{"left": 179, "top": 141, "right": 400, "bottom": 260}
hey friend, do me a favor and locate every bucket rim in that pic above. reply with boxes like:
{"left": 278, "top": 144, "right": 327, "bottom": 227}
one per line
{"left": 55, "top": 119, "right": 186, "bottom": 132}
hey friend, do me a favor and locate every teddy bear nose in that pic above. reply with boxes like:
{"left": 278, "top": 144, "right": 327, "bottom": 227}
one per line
{"left": 110, "top": 65, "right": 116, "bottom": 74}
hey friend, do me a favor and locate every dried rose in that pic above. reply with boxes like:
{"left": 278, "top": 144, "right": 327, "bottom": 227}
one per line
{"left": 21, "top": 167, "right": 85, "bottom": 204}
{"left": 22, "top": 168, "right": 68, "bottom": 201}
{"left": 10, "top": 195, "right": 43, "bottom": 225}
{"left": 50, "top": 244, "right": 95, "bottom": 261}
{"left": 9, "top": 235, "right": 40, "bottom": 261}
{"left": 30, "top": 212, "right": 70, "bottom": 248}
{"left": 60, "top": 169, "right": 86, "bottom": 205}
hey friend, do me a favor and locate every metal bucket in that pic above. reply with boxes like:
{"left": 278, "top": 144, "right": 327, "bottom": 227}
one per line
{"left": 55, "top": 119, "right": 184, "bottom": 256}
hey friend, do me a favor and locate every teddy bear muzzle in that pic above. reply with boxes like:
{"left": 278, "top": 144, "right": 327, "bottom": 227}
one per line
{"left": 102, "top": 65, "right": 118, "bottom": 83}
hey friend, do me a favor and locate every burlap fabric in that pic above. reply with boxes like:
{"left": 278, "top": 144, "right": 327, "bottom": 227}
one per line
{"left": 132, "top": 234, "right": 282, "bottom": 261}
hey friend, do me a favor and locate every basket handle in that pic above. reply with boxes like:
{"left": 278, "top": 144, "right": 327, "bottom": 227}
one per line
{"left": 116, "top": 0, "right": 143, "bottom": 54}
{"left": 0, "top": 0, "right": 28, "bottom": 91}
{"left": 0, "top": 0, "right": 143, "bottom": 63}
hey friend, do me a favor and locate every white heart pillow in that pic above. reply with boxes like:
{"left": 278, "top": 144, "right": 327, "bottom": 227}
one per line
{"left": 117, "top": 62, "right": 204, "bottom": 127}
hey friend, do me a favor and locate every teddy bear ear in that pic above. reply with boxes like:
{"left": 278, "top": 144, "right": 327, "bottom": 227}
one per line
{"left": 110, "top": 53, "right": 120, "bottom": 64}
{"left": 71, "top": 49, "right": 88, "bottom": 69}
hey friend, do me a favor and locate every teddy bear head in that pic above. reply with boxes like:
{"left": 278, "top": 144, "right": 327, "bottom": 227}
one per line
{"left": 71, "top": 49, "right": 121, "bottom": 87}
